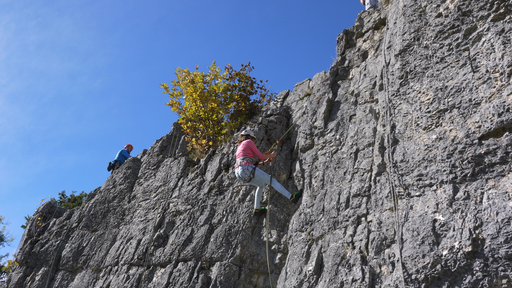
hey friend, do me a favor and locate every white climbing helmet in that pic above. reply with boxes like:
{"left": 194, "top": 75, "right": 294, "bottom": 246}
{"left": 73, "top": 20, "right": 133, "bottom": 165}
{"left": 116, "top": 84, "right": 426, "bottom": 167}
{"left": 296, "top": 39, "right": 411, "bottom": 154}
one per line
{"left": 240, "top": 129, "right": 256, "bottom": 139}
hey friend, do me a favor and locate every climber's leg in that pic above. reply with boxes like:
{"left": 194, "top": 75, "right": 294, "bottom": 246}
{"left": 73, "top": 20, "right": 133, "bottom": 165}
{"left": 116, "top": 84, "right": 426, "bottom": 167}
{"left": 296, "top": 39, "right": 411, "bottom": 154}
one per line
{"left": 250, "top": 168, "right": 293, "bottom": 200}
{"left": 253, "top": 186, "right": 264, "bottom": 209}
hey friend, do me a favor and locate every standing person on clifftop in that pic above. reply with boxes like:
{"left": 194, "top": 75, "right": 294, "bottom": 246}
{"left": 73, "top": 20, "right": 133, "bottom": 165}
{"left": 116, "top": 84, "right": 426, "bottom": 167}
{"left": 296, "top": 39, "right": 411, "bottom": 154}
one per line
{"left": 360, "top": 0, "right": 378, "bottom": 10}
{"left": 107, "top": 144, "right": 133, "bottom": 172}
{"left": 234, "top": 129, "right": 302, "bottom": 216}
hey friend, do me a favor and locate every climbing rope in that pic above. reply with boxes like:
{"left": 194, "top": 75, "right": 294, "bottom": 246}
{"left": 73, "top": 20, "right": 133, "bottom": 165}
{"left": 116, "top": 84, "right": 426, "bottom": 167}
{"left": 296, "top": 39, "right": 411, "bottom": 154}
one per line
{"left": 265, "top": 159, "right": 274, "bottom": 288}
{"left": 265, "top": 123, "right": 297, "bottom": 154}
{"left": 381, "top": 14, "right": 407, "bottom": 288}
{"left": 263, "top": 123, "right": 295, "bottom": 288}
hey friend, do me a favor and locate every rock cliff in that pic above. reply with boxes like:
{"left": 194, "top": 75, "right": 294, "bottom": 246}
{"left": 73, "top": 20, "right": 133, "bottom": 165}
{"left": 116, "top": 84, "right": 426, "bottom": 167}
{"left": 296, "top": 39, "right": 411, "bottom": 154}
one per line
{"left": 8, "top": 0, "right": 512, "bottom": 287}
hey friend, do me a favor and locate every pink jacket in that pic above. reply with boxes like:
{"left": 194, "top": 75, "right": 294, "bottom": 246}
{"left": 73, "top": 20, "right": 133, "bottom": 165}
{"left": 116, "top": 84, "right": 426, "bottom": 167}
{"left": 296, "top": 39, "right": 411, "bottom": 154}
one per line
{"left": 236, "top": 140, "right": 265, "bottom": 160}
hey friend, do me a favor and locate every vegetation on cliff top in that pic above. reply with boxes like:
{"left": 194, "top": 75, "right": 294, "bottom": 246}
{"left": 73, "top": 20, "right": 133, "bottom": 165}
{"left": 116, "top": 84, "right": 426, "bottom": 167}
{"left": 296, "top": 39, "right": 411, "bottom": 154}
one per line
{"left": 161, "top": 62, "right": 273, "bottom": 153}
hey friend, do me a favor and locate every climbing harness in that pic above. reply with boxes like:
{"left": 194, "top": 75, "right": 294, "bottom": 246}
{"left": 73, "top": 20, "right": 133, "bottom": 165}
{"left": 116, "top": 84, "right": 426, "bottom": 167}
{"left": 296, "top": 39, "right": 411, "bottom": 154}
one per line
{"left": 235, "top": 157, "right": 257, "bottom": 183}
{"left": 235, "top": 121, "right": 296, "bottom": 183}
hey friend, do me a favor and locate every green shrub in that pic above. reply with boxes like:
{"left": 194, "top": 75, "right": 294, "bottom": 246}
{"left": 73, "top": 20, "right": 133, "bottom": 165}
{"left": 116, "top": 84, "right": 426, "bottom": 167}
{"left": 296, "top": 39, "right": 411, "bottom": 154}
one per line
{"left": 50, "top": 191, "right": 88, "bottom": 209}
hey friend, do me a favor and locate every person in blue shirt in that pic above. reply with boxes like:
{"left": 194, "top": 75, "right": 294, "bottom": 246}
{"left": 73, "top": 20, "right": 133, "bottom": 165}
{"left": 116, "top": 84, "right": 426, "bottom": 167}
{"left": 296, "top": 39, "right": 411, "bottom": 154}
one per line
{"left": 107, "top": 144, "right": 133, "bottom": 172}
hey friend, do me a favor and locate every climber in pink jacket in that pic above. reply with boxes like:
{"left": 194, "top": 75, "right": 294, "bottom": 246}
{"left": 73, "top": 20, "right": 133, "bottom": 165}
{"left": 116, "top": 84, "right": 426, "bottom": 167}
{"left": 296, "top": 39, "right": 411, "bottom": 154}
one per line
{"left": 234, "top": 128, "right": 302, "bottom": 216}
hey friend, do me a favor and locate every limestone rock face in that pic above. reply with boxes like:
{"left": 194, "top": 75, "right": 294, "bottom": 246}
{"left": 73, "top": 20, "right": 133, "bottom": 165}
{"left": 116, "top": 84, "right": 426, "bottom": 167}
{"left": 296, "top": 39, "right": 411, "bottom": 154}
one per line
{"left": 9, "top": 0, "right": 512, "bottom": 287}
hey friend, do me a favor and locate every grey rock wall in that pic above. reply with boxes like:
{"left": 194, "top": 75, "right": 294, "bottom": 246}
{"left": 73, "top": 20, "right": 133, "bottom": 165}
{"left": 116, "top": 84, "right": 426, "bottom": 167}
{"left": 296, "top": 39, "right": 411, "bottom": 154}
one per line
{"left": 8, "top": 0, "right": 512, "bottom": 287}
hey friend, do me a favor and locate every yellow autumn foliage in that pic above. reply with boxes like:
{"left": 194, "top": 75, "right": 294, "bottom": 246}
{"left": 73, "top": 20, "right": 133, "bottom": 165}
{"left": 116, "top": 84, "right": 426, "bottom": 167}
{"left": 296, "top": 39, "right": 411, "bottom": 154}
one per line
{"left": 161, "top": 62, "right": 273, "bottom": 152}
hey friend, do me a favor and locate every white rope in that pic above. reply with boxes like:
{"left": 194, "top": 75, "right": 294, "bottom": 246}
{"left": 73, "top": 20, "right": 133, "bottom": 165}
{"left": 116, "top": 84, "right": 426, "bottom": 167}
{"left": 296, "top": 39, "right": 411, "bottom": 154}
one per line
{"left": 381, "top": 16, "right": 407, "bottom": 288}
{"left": 265, "top": 160, "right": 274, "bottom": 288}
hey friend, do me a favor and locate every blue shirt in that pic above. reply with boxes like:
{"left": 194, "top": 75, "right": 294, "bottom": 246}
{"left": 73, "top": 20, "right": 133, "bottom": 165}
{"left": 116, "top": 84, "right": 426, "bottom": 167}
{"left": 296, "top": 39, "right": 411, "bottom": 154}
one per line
{"left": 114, "top": 149, "right": 131, "bottom": 164}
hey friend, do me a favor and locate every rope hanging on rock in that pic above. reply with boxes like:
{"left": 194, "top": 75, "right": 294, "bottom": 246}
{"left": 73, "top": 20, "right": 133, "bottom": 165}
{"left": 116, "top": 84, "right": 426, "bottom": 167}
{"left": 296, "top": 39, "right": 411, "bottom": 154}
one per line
{"left": 263, "top": 123, "right": 295, "bottom": 288}
{"left": 264, "top": 122, "right": 297, "bottom": 154}
{"left": 265, "top": 158, "right": 274, "bottom": 288}
{"left": 381, "top": 20, "right": 408, "bottom": 288}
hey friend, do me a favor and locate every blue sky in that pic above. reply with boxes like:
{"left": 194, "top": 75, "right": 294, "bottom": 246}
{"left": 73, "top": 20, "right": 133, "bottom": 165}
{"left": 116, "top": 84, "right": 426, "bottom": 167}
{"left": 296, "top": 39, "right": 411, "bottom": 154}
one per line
{"left": 0, "top": 0, "right": 362, "bottom": 258}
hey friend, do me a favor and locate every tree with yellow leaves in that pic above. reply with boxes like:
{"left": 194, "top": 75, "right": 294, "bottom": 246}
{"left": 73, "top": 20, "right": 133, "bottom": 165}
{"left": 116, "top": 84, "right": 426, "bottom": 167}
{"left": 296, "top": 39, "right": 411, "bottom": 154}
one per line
{"left": 161, "top": 62, "right": 273, "bottom": 152}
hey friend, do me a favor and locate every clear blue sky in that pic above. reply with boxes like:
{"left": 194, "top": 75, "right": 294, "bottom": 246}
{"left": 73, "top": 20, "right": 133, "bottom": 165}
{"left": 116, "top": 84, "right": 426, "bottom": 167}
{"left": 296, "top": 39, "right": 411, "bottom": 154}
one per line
{"left": 0, "top": 0, "right": 362, "bottom": 258}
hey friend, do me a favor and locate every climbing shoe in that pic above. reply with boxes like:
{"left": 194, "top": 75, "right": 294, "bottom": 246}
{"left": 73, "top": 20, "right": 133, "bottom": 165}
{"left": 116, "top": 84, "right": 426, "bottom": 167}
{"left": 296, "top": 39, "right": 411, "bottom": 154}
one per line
{"left": 253, "top": 207, "right": 267, "bottom": 216}
{"left": 290, "top": 190, "right": 303, "bottom": 204}
{"left": 107, "top": 161, "right": 113, "bottom": 172}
